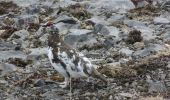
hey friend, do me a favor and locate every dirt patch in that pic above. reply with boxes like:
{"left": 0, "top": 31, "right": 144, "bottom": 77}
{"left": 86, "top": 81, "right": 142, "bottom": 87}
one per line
{"left": 126, "top": 29, "right": 143, "bottom": 44}
{"left": 59, "top": 3, "right": 92, "bottom": 20}
{"left": 127, "top": 5, "right": 160, "bottom": 21}
{"left": 0, "top": 26, "right": 17, "bottom": 39}
{"left": 0, "top": 1, "right": 20, "bottom": 15}
{"left": 8, "top": 58, "right": 32, "bottom": 68}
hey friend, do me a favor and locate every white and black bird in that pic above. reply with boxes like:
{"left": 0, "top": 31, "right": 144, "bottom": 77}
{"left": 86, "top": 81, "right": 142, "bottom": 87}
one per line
{"left": 43, "top": 22, "right": 107, "bottom": 88}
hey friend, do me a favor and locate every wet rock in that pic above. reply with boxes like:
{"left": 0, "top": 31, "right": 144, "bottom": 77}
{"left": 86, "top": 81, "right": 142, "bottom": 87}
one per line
{"left": 154, "top": 16, "right": 170, "bottom": 24}
{"left": 0, "top": 63, "right": 17, "bottom": 76}
{"left": 126, "top": 29, "right": 143, "bottom": 44}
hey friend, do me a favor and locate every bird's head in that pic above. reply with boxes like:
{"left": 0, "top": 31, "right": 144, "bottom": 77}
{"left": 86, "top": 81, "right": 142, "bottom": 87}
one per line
{"left": 42, "top": 21, "right": 59, "bottom": 36}
{"left": 42, "top": 22, "right": 63, "bottom": 47}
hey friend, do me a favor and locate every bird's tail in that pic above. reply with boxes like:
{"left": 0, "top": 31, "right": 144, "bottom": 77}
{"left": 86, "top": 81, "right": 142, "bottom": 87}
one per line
{"left": 91, "top": 67, "right": 108, "bottom": 84}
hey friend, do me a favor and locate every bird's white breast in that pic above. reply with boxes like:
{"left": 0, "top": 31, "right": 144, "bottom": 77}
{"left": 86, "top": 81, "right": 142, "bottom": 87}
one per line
{"left": 47, "top": 47, "right": 92, "bottom": 78}
{"left": 47, "top": 47, "right": 68, "bottom": 77}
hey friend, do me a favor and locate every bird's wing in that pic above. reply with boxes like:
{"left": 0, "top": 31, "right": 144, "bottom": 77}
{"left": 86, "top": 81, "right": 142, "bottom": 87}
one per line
{"left": 52, "top": 47, "right": 81, "bottom": 72}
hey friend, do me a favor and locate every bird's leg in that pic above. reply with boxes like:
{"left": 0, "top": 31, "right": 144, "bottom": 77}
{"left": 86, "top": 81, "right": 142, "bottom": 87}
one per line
{"left": 59, "top": 77, "right": 69, "bottom": 88}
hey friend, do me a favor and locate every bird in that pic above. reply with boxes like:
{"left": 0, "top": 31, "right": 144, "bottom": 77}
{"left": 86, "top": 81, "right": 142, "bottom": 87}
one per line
{"left": 42, "top": 22, "right": 108, "bottom": 88}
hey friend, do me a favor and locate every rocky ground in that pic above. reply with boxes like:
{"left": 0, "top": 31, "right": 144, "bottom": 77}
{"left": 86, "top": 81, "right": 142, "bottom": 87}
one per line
{"left": 0, "top": 0, "right": 170, "bottom": 100}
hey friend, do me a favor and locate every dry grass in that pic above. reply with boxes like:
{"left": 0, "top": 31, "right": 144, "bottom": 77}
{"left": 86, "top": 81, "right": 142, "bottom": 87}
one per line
{"left": 139, "top": 96, "right": 164, "bottom": 100}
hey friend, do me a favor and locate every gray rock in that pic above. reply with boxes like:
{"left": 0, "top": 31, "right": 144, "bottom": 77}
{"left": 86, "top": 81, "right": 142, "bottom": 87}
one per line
{"left": 34, "top": 79, "right": 46, "bottom": 87}
{"left": 64, "top": 29, "right": 93, "bottom": 46}
{"left": 94, "top": 24, "right": 110, "bottom": 35}
{"left": 25, "top": 4, "right": 53, "bottom": 15}
{"left": 9, "top": 29, "right": 29, "bottom": 40}
{"left": 41, "top": 91, "right": 65, "bottom": 100}
{"left": 107, "top": 26, "right": 120, "bottom": 38}
{"left": 163, "top": 29, "right": 170, "bottom": 42}
{"left": 146, "top": 75, "right": 167, "bottom": 93}
{"left": 166, "top": 61, "right": 170, "bottom": 68}
{"left": 15, "top": 15, "right": 39, "bottom": 29}
{"left": 0, "top": 63, "right": 17, "bottom": 76}
{"left": 133, "top": 44, "right": 165, "bottom": 58}
{"left": 107, "top": 14, "right": 126, "bottom": 22}
{"left": 12, "top": 0, "right": 39, "bottom": 7}
{"left": 154, "top": 16, "right": 170, "bottom": 24}
{"left": 21, "top": 40, "right": 30, "bottom": 48}
{"left": 135, "top": 26, "right": 155, "bottom": 41}
{"left": 124, "top": 20, "right": 146, "bottom": 27}
{"left": 0, "top": 80, "right": 8, "bottom": 85}
{"left": 39, "top": 34, "right": 48, "bottom": 45}
{"left": 87, "top": 0, "right": 135, "bottom": 15}
{"left": 136, "top": 0, "right": 149, "bottom": 8}
{"left": 118, "top": 93, "right": 133, "bottom": 98}
{"left": 87, "top": 16, "right": 110, "bottom": 25}
{"left": 55, "top": 0, "right": 76, "bottom": 8}
{"left": 94, "top": 24, "right": 120, "bottom": 38}
{"left": 0, "top": 50, "right": 27, "bottom": 61}
{"left": 53, "top": 15, "right": 77, "bottom": 24}
{"left": 28, "top": 47, "right": 48, "bottom": 55}
{"left": 0, "top": 42, "right": 19, "bottom": 50}
{"left": 27, "top": 47, "right": 48, "bottom": 60}
{"left": 123, "top": 21, "right": 155, "bottom": 41}
{"left": 103, "top": 37, "right": 116, "bottom": 49}
{"left": 119, "top": 47, "right": 134, "bottom": 56}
